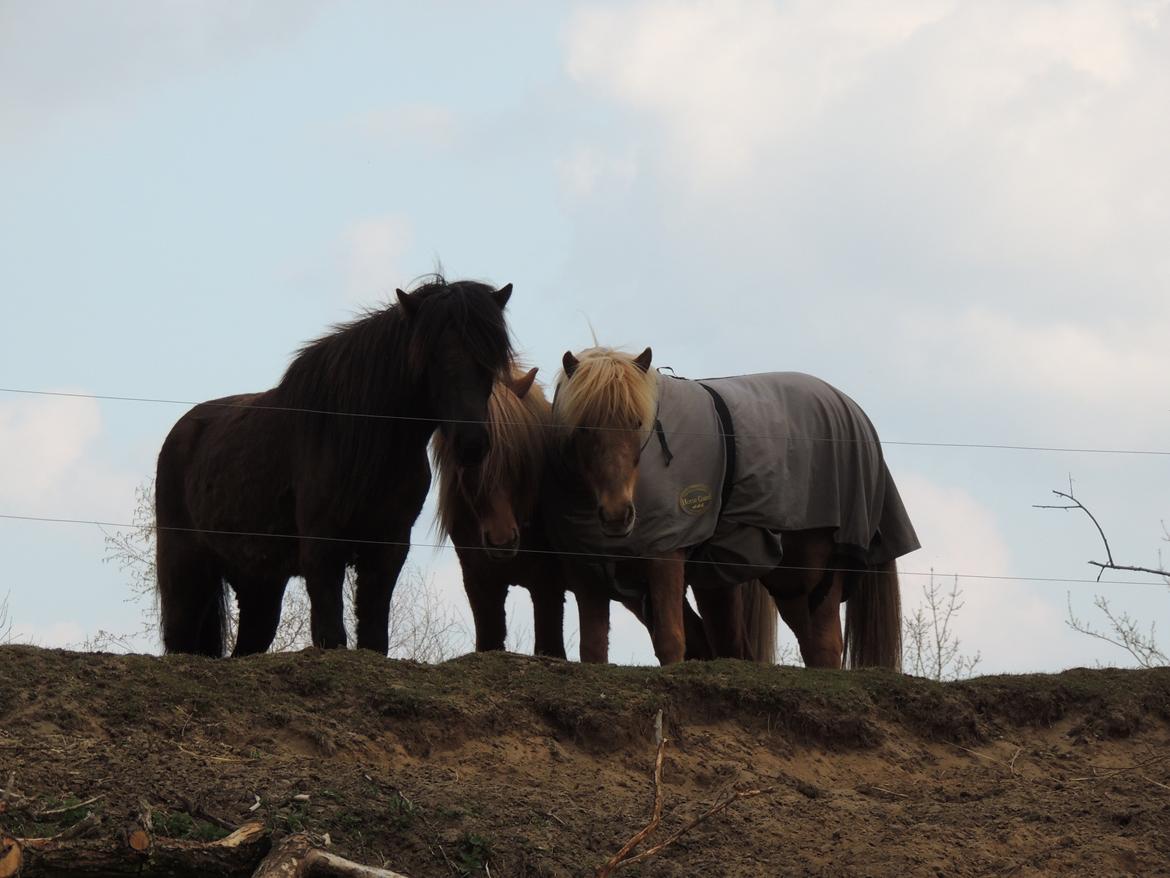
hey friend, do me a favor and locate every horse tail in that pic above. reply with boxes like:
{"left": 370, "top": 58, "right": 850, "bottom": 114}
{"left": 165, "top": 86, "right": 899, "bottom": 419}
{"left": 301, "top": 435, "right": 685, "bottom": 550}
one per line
{"left": 844, "top": 559, "right": 902, "bottom": 670}
{"left": 155, "top": 421, "right": 228, "bottom": 656}
{"left": 743, "top": 579, "right": 777, "bottom": 665}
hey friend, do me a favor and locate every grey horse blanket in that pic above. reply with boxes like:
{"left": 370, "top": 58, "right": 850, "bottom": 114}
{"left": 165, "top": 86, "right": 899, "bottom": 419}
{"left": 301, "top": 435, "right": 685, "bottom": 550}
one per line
{"left": 543, "top": 371, "right": 919, "bottom": 590}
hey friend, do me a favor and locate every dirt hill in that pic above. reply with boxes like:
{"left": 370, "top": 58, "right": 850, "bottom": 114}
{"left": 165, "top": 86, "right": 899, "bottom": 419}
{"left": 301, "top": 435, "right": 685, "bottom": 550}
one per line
{"left": 1, "top": 646, "right": 1168, "bottom": 877}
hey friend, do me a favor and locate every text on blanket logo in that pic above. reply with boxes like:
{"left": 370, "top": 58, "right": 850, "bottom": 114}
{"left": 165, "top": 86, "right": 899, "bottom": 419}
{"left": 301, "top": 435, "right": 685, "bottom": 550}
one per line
{"left": 679, "top": 484, "right": 714, "bottom": 516}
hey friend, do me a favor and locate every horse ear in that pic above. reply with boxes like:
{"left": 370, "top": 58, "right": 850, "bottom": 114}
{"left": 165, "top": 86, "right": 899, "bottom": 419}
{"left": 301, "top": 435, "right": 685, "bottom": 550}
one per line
{"left": 633, "top": 347, "right": 653, "bottom": 373}
{"left": 562, "top": 351, "right": 579, "bottom": 378}
{"left": 396, "top": 288, "right": 419, "bottom": 319}
{"left": 493, "top": 283, "right": 513, "bottom": 309}
{"left": 510, "top": 366, "right": 539, "bottom": 400}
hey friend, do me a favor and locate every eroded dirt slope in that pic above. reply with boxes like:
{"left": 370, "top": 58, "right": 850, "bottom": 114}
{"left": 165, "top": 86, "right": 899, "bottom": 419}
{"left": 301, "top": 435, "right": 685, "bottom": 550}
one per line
{"left": 1, "top": 647, "right": 1169, "bottom": 877}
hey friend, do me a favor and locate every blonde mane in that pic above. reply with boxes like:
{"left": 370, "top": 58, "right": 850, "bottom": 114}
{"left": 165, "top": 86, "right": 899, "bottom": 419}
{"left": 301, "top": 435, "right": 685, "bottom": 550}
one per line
{"left": 553, "top": 347, "right": 658, "bottom": 435}
{"left": 433, "top": 364, "right": 551, "bottom": 539}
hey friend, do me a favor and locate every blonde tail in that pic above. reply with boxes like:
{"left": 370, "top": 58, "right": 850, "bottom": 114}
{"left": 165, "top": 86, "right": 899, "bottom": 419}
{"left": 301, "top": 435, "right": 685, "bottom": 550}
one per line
{"left": 844, "top": 560, "right": 902, "bottom": 670}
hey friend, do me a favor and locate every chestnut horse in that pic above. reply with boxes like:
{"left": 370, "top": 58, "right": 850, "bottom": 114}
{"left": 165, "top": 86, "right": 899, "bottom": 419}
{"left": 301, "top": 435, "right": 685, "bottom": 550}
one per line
{"left": 156, "top": 277, "right": 514, "bottom": 657}
{"left": 433, "top": 365, "right": 730, "bottom": 662}
{"left": 550, "top": 346, "right": 916, "bottom": 669}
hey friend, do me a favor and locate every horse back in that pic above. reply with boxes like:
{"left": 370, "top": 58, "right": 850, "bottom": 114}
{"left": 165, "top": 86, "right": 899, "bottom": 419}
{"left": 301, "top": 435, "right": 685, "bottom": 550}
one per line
{"left": 157, "top": 391, "right": 301, "bottom": 574}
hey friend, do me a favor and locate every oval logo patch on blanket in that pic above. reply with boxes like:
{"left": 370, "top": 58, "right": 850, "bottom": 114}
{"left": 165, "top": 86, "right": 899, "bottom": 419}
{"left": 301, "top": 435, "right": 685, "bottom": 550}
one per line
{"left": 679, "top": 484, "right": 714, "bottom": 515}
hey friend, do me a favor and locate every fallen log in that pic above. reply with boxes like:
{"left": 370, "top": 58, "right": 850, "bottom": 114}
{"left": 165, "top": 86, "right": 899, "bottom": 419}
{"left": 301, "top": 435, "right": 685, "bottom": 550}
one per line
{"left": 0, "top": 820, "right": 269, "bottom": 877}
{"left": 253, "top": 834, "right": 413, "bottom": 878}
{"left": 0, "top": 823, "right": 412, "bottom": 878}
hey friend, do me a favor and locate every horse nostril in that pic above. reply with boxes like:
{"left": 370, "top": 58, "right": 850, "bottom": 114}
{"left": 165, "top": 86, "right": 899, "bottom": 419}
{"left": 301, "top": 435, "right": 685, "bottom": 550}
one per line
{"left": 598, "top": 506, "right": 636, "bottom": 532}
{"left": 482, "top": 529, "right": 521, "bottom": 551}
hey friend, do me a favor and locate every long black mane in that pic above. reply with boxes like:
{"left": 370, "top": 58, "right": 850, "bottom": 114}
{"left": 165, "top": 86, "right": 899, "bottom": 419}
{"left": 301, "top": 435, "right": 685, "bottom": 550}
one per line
{"left": 273, "top": 275, "right": 513, "bottom": 515}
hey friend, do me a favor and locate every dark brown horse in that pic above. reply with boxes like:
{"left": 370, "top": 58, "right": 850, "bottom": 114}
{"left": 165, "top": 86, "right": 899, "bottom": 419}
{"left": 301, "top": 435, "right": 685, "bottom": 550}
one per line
{"left": 155, "top": 277, "right": 515, "bottom": 657}
{"left": 433, "top": 365, "right": 569, "bottom": 657}
{"left": 551, "top": 345, "right": 914, "bottom": 669}
{"left": 434, "top": 365, "right": 753, "bottom": 663}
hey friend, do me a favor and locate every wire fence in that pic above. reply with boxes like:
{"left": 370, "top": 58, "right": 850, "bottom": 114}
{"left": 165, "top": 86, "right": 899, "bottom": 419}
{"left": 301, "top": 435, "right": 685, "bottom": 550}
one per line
{"left": 1, "top": 511, "right": 1165, "bottom": 588}
{"left": 1, "top": 383, "right": 1166, "bottom": 589}
{"left": 2, "top": 386, "right": 1168, "bottom": 455}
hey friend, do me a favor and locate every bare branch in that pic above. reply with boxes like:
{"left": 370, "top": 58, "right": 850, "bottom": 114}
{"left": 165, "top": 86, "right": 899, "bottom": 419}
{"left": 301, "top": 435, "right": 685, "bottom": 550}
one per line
{"left": 1033, "top": 488, "right": 1119, "bottom": 580}
{"left": 1040, "top": 483, "right": 1167, "bottom": 668}
{"left": 1087, "top": 561, "right": 1170, "bottom": 578}
{"left": 1066, "top": 593, "right": 1167, "bottom": 669}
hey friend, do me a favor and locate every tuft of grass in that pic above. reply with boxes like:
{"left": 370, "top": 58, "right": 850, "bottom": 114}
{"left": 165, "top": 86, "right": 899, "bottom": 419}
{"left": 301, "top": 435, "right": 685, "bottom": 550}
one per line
{"left": 386, "top": 792, "right": 417, "bottom": 832}
{"left": 152, "top": 810, "right": 232, "bottom": 841}
{"left": 453, "top": 831, "right": 493, "bottom": 876}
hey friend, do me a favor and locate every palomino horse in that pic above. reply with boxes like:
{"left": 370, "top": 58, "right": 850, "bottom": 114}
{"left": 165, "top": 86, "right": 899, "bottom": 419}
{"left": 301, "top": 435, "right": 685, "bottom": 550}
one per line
{"left": 547, "top": 346, "right": 919, "bottom": 669}
{"left": 155, "top": 277, "right": 515, "bottom": 657}
{"left": 433, "top": 365, "right": 728, "bottom": 662}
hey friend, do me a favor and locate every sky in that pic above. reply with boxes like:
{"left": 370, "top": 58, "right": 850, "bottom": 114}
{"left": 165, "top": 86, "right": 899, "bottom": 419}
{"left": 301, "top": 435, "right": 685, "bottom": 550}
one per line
{"left": 1, "top": 0, "right": 1167, "bottom": 671}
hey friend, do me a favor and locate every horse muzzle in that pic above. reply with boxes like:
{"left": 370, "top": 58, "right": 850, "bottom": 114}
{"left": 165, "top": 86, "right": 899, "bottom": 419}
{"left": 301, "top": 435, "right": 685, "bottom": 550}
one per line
{"left": 483, "top": 529, "right": 520, "bottom": 560}
{"left": 598, "top": 504, "right": 636, "bottom": 538}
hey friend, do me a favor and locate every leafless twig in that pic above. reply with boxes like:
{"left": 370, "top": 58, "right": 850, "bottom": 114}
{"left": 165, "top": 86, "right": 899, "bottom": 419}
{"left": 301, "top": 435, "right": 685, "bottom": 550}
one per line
{"left": 595, "top": 712, "right": 668, "bottom": 877}
{"left": 1035, "top": 487, "right": 1168, "bottom": 581}
{"left": 618, "top": 787, "right": 773, "bottom": 868}
{"left": 596, "top": 710, "right": 772, "bottom": 875}
{"left": 1036, "top": 483, "right": 1168, "bottom": 668}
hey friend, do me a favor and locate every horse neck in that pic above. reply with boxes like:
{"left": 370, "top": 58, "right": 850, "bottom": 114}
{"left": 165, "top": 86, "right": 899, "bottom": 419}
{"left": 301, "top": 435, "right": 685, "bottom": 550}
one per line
{"left": 276, "top": 310, "right": 434, "bottom": 441}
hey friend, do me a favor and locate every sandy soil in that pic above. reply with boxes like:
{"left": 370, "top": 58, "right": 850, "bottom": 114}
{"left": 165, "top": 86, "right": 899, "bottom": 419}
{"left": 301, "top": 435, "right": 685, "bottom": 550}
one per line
{"left": 1, "top": 646, "right": 1168, "bottom": 877}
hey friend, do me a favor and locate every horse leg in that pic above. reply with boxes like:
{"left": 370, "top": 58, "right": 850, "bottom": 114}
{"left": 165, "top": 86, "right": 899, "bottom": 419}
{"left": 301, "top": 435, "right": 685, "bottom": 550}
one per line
{"left": 575, "top": 588, "right": 610, "bottom": 663}
{"left": 805, "top": 571, "right": 845, "bottom": 668}
{"left": 647, "top": 553, "right": 687, "bottom": 665}
{"left": 639, "top": 592, "right": 713, "bottom": 660}
{"left": 682, "top": 597, "right": 714, "bottom": 660}
{"left": 463, "top": 562, "right": 508, "bottom": 652}
{"left": 562, "top": 561, "right": 611, "bottom": 663}
{"left": 762, "top": 530, "right": 842, "bottom": 668}
{"left": 693, "top": 585, "right": 749, "bottom": 659}
{"left": 157, "top": 534, "right": 227, "bottom": 657}
{"left": 529, "top": 581, "right": 567, "bottom": 659}
{"left": 354, "top": 541, "right": 411, "bottom": 654}
{"left": 301, "top": 547, "right": 348, "bottom": 649}
{"left": 232, "top": 578, "right": 289, "bottom": 656}
{"left": 771, "top": 570, "right": 845, "bottom": 668}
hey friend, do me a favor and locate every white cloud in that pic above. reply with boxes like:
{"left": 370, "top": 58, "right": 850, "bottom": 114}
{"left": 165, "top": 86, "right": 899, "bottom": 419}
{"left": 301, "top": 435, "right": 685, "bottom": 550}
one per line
{"left": 340, "top": 216, "right": 415, "bottom": 304}
{"left": 896, "top": 473, "right": 1070, "bottom": 671}
{"left": 0, "top": 395, "right": 101, "bottom": 502}
{"left": 566, "top": 0, "right": 955, "bottom": 184}
{"left": 897, "top": 473, "right": 1012, "bottom": 578}
{"left": 0, "top": 393, "right": 136, "bottom": 521}
{"left": 562, "top": 0, "right": 1170, "bottom": 457}
{"left": 564, "top": 0, "right": 1170, "bottom": 287}
{"left": 898, "top": 307, "right": 1170, "bottom": 407}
